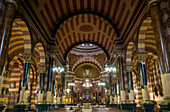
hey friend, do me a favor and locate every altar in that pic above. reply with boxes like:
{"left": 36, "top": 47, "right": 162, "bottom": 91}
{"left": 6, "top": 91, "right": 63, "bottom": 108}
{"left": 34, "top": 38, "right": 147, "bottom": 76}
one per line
{"left": 83, "top": 103, "right": 91, "bottom": 109}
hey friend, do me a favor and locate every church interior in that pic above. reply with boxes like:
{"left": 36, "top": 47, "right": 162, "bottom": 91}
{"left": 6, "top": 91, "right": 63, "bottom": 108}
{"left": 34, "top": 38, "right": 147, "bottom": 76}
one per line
{"left": 0, "top": 0, "right": 170, "bottom": 112}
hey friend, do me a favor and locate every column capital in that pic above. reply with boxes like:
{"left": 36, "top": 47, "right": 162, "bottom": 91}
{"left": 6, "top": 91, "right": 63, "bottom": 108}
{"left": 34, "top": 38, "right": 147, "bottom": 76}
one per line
{"left": 148, "top": 0, "right": 160, "bottom": 7}
{"left": 4, "top": 0, "right": 17, "bottom": 7}
{"left": 126, "top": 65, "right": 133, "bottom": 72}
{"left": 137, "top": 52, "right": 147, "bottom": 62}
{"left": 39, "top": 66, "right": 46, "bottom": 73}
{"left": 65, "top": 71, "right": 74, "bottom": 78}
{"left": 23, "top": 53, "right": 33, "bottom": 63}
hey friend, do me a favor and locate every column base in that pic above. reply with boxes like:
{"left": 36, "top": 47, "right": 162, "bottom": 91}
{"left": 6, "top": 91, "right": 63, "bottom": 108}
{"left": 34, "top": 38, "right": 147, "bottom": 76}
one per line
{"left": 161, "top": 73, "right": 170, "bottom": 103}
{"left": 120, "top": 90, "right": 126, "bottom": 103}
{"left": 140, "top": 103, "right": 154, "bottom": 112}
{"left": 46, "top": 91, "right": 52, "bottom": 104}
{"left": 0, "top": 104, "right": 5, "bottom": 112}
{"left": 55, "top": 104, "right": 65, "bottom": 108}
{"left": 120, "top": 103, "right": 137, "bottom": 111}
{"left": 108, "top": 104, "right": 118, "bottom": 108}
{"left": 35, "top": 104, "right": 51, "bottom": 111}
{"left": 14, "top": 104, "right": 30, "bottom": 112}
{"left": 159, "top": 103, "right": 170, "bottom": 112}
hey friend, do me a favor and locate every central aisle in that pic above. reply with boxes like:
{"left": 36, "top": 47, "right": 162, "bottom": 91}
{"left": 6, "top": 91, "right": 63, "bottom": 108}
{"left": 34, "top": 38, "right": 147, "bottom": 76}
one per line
{"left": 82, "top": 108, "right": 92, "bottom": 112}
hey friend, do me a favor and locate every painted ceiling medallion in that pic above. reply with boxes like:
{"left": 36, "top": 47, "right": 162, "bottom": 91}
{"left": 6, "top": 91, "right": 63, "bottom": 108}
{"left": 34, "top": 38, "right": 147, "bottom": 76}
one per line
{"left": 79, "top": 25, "right": 94, "bottom": 32}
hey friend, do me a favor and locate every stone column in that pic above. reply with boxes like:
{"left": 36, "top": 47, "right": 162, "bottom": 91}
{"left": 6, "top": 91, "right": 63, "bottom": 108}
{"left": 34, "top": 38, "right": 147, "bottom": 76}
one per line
{"left": 37, "top": 66, "right": 45, "bottom": 104}
{"left": 100, "top": 71, "right": 107, "bottom": 103}
{"left": 56, "top": 73, "right": 62, "bottom": 104}
{"left": 138, "top": 52, "right": 154, "bottom": 111}
{"left": 138, "top": 52, "right": 150, "bottom": 102}
{"left": 65, "top": 71, "right": 74, "bottom": 104}
{"left": 19, "top": 54, "right": 32, "bottom": 104}
{"left": 148, "top": 0, "right": 170, "bottom": 74}
{"left": 119, "top": 56, "right": 126, "bottom": 103}
{"left": 108, "top": 72, "right": 113, "bottom": 104}
{"left": 61, "top": 72, "right": 65, "bottom": 104}
{"left": 46, "top": 56, "right": 53, "bottom": 104}
{"left": 113, "top": 83, "right": 117, "bottom": 104}
{"left": 148, "top": 0, "right": 170, "bottom": 107}
{"left": 126, "top": 65, "right": 135, "bottom": 103}
{"left": 0, "top": 0, "right": 17, "bottom": 76}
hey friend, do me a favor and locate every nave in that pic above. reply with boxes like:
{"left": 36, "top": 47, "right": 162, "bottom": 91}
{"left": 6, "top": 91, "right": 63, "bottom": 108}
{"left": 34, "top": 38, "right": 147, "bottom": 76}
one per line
{"left": 0, "top": 0, "right": 170, "bottom": 112}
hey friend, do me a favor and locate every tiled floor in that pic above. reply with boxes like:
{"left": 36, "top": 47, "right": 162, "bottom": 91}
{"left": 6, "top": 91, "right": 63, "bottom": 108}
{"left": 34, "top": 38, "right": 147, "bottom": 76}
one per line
{"left": 82, "top": 108, "right": 92, "bottom": 112}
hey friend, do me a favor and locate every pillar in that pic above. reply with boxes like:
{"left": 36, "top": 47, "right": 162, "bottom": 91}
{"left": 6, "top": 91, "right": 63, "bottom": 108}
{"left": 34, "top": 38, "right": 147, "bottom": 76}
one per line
{"left": 61, "top": 72, "right": 65, "bottom": 104}
{"left": 148, "top": 1, "right": 170, "bottom": 108}
{"left": 119, "top": 56, "right": 126, "bottom": 103}
{"left": 46, "top": 56, "right": 53, "bottom": 104}
{"left": 51, "top": 79, "right": 55, "bottom": 104}
{"left": 0, "top": 0, "right": 17, "bottom": 76}
{"left": 126, "top": 65, "right": 135, "bottom": 103}
{"left": 65, "top": 71, "right": 74, "bottom": 104}
{"left": 100, "top": 71, "right": 107, "bottom": 104}
{"left": 108, "top": 72, "right": 112, "bottom": 104}
{"left": 138, "top": 52, "right": 154, "bottom": 112}
{"left": 138, "top": 52, "right": 150, "bottom": 102}
{"left": 113, "top": 83, "right": 117, "bottom": 104}
{"left": 56, "top": 73, "right": 62, "bottom": 104}
{"left": 37, "top": 66, "right": 45, "bottom": 104}
{"left": 18, "top": 54, "right": 32, "bottom": 104}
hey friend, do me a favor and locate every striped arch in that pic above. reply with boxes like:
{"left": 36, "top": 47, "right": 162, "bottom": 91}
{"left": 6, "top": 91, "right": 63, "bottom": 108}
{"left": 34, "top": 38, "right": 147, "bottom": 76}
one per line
{"left": 55, "top": 14, "right": 116, "bottom": 59}
{"left": 138, "top": 17, "right": 152, "bottom": 52}
{"left": 29, "top": 65, "right": 37, "bottom": 109}
{"left": 146, "top": 52, "right": 163, "bottom": 104}
{"left": 145, "top": 25, "right": 157, "bottom": 54}
{"left": 33, "top": 43, "right": 45, "bottom": 66}
{"left": 9, "top": 19, "right": 31, "bottom": 59}
{"left": 0, "top": 54, "right": 24, "bottom": 109}
{"left": 71, "top": 57, "right": 103, "bottom": 72}
{"left": 126, "top": 42, "right": 136, "bottom": 65}
{"left": 1, "top": 53, "right": 24, "bottom": 91}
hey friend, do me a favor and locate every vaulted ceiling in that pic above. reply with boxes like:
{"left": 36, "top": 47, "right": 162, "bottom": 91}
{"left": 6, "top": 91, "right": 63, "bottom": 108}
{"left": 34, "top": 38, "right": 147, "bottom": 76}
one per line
{"left": 22, "top": 0, "right": 143, "bottom": 62}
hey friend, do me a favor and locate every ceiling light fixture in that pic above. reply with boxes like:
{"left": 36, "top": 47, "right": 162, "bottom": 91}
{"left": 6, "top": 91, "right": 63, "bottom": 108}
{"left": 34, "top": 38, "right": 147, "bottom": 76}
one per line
{"left": 105, "top": 66, "right": 116, "bottom": 72}
{"left": 53, "top": 67, "right": 64, "bottom": 73}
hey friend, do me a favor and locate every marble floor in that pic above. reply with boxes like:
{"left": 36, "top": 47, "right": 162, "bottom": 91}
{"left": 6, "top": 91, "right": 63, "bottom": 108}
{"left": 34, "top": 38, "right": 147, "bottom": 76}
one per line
{"left": 82, "top": 108, "right": 92, "bottom": 112}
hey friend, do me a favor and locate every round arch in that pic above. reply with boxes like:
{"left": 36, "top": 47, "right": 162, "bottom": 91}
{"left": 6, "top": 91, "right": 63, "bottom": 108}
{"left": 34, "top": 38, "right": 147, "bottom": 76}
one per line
{"left": 51, "top": 11, "right": 120, "bottom": 37}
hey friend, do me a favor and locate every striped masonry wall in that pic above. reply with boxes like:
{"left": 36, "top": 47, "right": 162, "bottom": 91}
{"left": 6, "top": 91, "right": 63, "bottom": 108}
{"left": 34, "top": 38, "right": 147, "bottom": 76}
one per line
{"left": 9, "top": 19, "right": 31, "bottom": 59}
{"left": 126, "top": 42, "right": 136, "bottom": 65}
{"left": 138, "top": 17, "right": 152, "bottom": 52}
{"left": 146, "top": 55, "right": 155, "bottom": 100}
{"left": 30, "top": 66, "right": 37, "bottom": 109}
{"left": 132, "top": 55, "right": 142, "bottom": 106}
{"left": 7, "top": 59, "right": 23, "bottom": 110}
{"left": 33, "top": 43, "right": 46, "bottom": 66}
{"left": 145, "top": 25, "right": 157, "bottom": 54}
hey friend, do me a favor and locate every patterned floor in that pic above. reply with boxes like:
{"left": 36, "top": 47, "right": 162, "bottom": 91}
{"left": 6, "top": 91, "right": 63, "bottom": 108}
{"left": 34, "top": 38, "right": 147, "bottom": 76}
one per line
{"left": 82, "top": 108, "right": 92, "bottom": 112}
